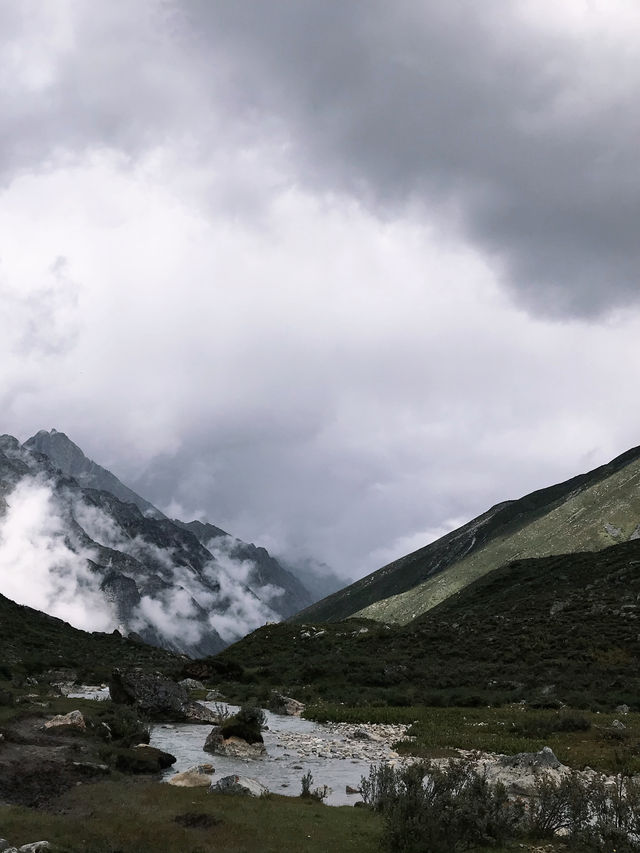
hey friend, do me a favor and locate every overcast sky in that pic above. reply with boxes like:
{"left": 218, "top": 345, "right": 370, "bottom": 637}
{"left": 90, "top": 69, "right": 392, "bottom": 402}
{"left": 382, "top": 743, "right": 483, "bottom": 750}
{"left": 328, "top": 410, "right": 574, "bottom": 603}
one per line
{"left": 2, "top": 0, "right": 640, "bottom": 579}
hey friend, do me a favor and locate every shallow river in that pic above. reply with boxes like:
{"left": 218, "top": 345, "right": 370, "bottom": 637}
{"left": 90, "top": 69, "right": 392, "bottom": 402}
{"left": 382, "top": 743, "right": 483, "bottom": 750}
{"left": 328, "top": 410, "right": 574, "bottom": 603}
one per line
{"left": 69, "top": 689, "right": 403, "bottom": 806}
{"left": 150, "top": 703, "right": 403, "bottom": 807}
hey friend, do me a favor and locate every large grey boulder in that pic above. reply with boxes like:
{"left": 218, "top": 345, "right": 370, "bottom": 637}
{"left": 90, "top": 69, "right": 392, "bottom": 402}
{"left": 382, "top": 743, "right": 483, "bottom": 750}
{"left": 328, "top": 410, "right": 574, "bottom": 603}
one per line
{"left": 109, "top": 669, "right": 217, "bottom": 723}
{"left": 478, "top": 747, "right": 569, "bottom": 796}
{"left": 211, "top": 775, "right": 268, "bottom": 797}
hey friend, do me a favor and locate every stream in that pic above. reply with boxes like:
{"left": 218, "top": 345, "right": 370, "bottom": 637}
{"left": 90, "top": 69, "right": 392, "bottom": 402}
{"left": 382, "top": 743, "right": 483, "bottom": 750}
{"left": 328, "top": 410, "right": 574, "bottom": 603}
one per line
{"left": 151, "top": 703, "right": 407, "bottom": 807}
{"left": 69, "top": 688, "right": 407, "bottom": 806}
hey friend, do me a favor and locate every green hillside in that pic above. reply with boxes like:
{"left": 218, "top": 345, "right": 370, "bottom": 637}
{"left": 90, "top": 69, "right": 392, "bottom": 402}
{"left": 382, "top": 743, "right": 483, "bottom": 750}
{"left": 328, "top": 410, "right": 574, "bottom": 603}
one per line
{"left": 0, "top": 592, "right": 182, "bottom": 682}
{"left": 293, "top": 445, "right": 640, "bottom": 625}
{"left": 215, "top": 539, "right": 640, "bottom": 710}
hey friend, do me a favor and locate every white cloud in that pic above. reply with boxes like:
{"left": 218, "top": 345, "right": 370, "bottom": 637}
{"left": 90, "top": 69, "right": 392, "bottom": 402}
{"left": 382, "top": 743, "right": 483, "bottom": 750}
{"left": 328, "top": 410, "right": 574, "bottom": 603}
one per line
{"left": 0, "top": 476, "right": 115, "bottom": 631}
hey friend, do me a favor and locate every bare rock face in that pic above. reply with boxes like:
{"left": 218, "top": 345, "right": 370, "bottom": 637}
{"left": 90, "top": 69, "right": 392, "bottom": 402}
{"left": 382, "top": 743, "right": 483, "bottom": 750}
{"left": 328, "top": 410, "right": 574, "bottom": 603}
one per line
{"left": 109, "top": 669, "right": 217, "bottom": 723}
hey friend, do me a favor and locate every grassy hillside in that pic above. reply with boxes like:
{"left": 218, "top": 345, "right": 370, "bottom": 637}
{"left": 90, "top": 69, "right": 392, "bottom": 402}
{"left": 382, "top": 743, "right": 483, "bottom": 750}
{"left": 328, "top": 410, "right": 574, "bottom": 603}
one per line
{"left": 214, "top": 540, "right": 640, "bottom": 710}
{"left": 0, "top": 592, "right": 182, "bottom": 682}
{"left": 293, "top": 445, "right": 640, "bottom": 625}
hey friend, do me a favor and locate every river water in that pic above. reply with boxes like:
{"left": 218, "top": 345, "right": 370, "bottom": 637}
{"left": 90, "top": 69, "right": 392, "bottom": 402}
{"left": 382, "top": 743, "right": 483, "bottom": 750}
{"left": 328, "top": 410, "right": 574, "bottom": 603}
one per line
{"left": 150, "top": 703, "right": 405, "bottom": 807}
{"left": 68, "top": 689, "right": 404, "bottom": 806}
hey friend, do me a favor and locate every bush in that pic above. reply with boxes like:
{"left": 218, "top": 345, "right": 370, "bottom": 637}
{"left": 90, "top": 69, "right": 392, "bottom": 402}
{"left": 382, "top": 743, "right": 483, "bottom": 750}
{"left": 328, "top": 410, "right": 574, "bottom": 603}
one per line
{"left": 362, "top": 760, "right": 523, "bottom": 853}
{"left": 236, "top": 703, "right": 267, "bottom": 728}
{"left": 300, "top": 771, "right": 329, "bottom": 802}
{"left": 219, "top": 703, "right": 266, "bottom": 744}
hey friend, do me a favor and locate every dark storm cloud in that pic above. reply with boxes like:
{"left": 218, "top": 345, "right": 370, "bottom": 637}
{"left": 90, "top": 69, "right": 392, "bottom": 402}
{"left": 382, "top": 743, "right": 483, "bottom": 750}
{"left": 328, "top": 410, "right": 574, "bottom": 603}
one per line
{"left": 182, "top": 0, "right": 640, "bottom": 316}
{"left": 2, "top": 2, "right": 637, "bottom": 316}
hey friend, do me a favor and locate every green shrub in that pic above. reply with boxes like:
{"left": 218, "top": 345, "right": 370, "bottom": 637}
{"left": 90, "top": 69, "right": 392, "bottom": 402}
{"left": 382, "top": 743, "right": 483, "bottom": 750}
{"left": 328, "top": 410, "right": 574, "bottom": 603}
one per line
{"left": 362, "top": 760, "right": 523, "bottom": 853}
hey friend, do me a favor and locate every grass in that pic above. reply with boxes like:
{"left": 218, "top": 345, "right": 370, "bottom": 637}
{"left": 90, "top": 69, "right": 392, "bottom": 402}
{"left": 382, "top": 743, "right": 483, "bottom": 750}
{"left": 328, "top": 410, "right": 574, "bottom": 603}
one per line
{"left": 0, "top": 780, "right": 383, "bottom": 853}
{"left": 306, "top": 703, "right": 640, "bottom": 774}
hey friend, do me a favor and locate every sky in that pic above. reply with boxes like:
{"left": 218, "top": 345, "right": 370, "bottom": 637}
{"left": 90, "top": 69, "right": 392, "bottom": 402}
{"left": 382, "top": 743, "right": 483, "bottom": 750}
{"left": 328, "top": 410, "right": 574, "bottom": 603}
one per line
{"left": 2, "top": 0, "right": 640, "bottom": 581}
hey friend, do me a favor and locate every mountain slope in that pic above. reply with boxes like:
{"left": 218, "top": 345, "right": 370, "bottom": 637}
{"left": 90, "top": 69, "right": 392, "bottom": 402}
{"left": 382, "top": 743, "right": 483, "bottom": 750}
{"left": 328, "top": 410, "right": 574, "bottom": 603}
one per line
{"left": 293, "top": 444, "right": 640, "bottom": 624}
{"left": 178, "top": 520, "right": 313, "bottom": 618}
{"left": 26, "top": 430, "right": 316, "bottom": 620}
{"left": 0, "top": 591, "right": 181, "bottom": 681}
{"left": 216, "top": 538, "right": 640, "bottom": 710}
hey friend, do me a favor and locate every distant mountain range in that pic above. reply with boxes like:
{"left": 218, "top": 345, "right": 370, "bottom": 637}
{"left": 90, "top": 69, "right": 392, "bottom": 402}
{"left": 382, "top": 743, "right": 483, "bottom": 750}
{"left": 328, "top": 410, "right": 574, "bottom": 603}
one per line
{"left": 0, "top": 429, "right": 329, "bottom": 656}
{"left": 294, "top": 444, "right": 640, "bottom": 624}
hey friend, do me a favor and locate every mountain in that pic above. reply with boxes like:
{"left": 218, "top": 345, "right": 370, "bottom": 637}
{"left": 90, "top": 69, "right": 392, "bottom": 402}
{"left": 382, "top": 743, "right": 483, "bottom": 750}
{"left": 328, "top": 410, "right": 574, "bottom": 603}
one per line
{"left": 25, "top": 429, "right": 162, "bottom": 518}
{"left": 177, "top": 520, "right": 312, "bottom": 618}
{"left": 215, "top": 537, "right": 640, "bottom": 710}
{"left": 293, "top": 444, "right": 640, "bottom": 625}
{"left": 0, "top": 430, "right": 316, "bottom": 657}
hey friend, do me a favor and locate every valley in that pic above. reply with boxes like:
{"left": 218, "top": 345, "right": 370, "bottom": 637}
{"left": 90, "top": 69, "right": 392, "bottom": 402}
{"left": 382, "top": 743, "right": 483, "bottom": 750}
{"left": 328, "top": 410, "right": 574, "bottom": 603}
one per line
{"left": 3, "top": 437, "right": 640, "bottom": 851}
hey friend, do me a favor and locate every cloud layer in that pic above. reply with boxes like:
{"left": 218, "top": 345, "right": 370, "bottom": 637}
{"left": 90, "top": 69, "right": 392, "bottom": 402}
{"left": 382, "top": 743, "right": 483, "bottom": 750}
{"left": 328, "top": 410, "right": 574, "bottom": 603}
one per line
{"left": 2, "top": 2, "right": 640, "bottom": 581}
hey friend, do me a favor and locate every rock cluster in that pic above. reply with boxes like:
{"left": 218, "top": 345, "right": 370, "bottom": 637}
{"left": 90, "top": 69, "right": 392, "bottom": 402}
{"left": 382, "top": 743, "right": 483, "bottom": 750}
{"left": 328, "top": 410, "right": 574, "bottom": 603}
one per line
{"left": 0, "top": 841, "right": 51, "bottom": 852}
{"left": 274, "top": 722, "right": 408, "bottom": 762}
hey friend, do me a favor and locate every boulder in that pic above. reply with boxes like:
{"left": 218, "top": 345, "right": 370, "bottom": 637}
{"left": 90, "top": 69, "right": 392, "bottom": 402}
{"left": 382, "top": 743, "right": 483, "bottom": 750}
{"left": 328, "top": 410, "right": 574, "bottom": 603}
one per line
{"left": 109, "top": 669, "right": 217, "bottom": 723}
{"left": 211, "top": 775, "right": 268, "bottom": 797}
{"left": 267, "top": 691, "right": 304, "bottom": 717}
{"left": 43, "top": 710, "right": 86, "bottom": 733}
{"left": 18, "top": 845, "right": 51, "bottom": 853}
{"left": 168, "top": 764, "right": 215, "bottom": 788}
{"left": 478, "top": 747, "right": 569, "bottom": 797}
{"left": 113, "top": 745, "right": 176, "bottom": 774}
{"left": 204, "top": 729, "right": 266, "bottom": 758}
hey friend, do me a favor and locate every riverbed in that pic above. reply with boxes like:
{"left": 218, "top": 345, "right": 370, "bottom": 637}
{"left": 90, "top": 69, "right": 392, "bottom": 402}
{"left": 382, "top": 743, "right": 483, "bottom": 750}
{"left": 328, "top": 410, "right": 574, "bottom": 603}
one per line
{"left": 151, "top": 703, "right": 408, "bottom": 807}
{"left": 68, "top": 688, "right": 408, "bottom": 806}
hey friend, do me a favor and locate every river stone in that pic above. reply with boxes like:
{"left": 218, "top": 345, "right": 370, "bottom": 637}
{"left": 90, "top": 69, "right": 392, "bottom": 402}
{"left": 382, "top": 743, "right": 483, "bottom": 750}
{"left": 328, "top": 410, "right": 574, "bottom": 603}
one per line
{"left": 43, "top": 710, "right": 85, "bottom": 732}
{"left": 168, "top": 764, "right": 215, "bottom": 788}
{"left": 211, "top": 775, "right": 268, "bottom": 797}
{"left": 207, "top": 734, "right": 266, "bottom": 759}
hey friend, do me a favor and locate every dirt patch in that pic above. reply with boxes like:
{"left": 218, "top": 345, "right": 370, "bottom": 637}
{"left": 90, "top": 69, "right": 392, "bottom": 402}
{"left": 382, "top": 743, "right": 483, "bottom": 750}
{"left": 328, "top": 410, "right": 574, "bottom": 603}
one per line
{"left": 0, "top": 714, "right": 109, "bottom": 807}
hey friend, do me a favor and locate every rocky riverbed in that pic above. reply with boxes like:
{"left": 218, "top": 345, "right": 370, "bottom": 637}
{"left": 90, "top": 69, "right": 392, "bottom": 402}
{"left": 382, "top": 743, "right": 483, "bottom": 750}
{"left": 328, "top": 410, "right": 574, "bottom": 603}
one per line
{"left": 151, "top": 706, "right": 411, "bottom": 806}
